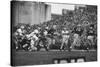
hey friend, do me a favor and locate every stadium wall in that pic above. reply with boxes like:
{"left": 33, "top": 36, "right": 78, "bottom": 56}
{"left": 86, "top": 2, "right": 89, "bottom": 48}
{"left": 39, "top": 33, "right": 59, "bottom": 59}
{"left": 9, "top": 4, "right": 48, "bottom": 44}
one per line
{"left": 11, "top": 1, "right": 51, "bottom": 26}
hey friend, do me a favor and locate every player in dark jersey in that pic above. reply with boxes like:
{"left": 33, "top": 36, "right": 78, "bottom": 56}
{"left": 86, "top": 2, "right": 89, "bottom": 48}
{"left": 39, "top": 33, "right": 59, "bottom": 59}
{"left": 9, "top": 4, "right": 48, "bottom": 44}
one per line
{"left": 86, "top": 25, "right": 95, "bottom": 49}
{"left": 47, "top": 25, "right": 56, "bottom": 49}
{"left": 36, "top": 28, "right": 49, "bottom": 51}
{"left": 73, "top": 25, "right": 84, "bottom": 36}
{"left": 71, "top": 24, "right": 84, "bottom": 49}
{"left": 48, "top": 27, "right": 56, "bottom": 37}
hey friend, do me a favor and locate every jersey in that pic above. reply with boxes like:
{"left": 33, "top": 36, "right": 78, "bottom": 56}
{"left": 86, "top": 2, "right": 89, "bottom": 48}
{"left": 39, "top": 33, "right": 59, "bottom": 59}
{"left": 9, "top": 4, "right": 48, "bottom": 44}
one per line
{"left": 87, "top": 28, "right": 95, "bottom": 36}
{"left": 34, "top": 29, "right": 39, "bottom": 34}
{"left": 17, "top": 28, "right": 23, "bottom": 36}
{"left": 48, "top": 28, "right": 56, "bottom": 35}
{"left": 62, "top": 30, "right": 70, "bottom": 35}
{"left": 73, "top": 27, "right": 83, "bottom": 36}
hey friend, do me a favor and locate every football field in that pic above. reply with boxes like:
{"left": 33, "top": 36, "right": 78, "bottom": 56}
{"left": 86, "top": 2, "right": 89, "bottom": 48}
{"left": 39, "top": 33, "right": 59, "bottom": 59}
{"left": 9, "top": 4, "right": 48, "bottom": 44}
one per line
{"left": 11, "top": 50, "right": 97, "bottom": 66}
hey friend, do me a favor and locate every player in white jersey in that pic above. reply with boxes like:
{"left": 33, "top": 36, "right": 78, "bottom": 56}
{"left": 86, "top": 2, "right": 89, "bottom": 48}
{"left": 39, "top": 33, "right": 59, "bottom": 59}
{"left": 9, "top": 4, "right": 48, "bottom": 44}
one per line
{"left": 28, "top": 29, "right": 39, "bottom": 51}
{"left": 15, "top": 25, "right": 26, "bottom": 50}
{"left": 60, "top": 28, "right": 70, "bottom": 50}
{"left": 16, "top": 25, "right": 25, "bottom": 36}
